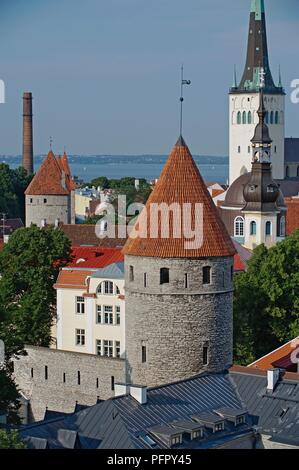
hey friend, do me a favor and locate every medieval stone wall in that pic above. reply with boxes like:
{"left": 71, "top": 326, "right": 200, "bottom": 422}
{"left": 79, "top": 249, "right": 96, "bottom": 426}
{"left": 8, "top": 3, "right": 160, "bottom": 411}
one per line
{"left": 13, "top": 346, "right": 125, "bottom": 422}
{"left": 125, "top": 255, "right": 234, "bottom": 387}
{"left": 25, "top": 195, "right": 70, "bottom": 227}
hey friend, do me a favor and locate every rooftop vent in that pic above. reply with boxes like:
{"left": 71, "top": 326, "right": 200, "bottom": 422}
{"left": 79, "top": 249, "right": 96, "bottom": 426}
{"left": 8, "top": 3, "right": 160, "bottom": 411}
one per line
{"left": 114, "top": 383, "right": 130, "bottom": 397}
{"left": 130, "top": 385, "right": 147, "bottom": 405}
{"left": 267, "top": 368, "right": 281, "bottom": 392}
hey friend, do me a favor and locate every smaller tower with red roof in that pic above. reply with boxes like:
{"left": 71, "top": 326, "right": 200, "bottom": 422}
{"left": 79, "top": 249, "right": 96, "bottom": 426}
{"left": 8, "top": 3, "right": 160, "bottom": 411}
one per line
{"left": 25, "top": 149, "right": 76, "bottom": 227}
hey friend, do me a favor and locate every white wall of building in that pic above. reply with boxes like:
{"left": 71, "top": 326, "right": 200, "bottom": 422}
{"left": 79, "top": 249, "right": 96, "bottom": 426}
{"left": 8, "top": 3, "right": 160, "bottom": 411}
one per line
{"left": 229, "top": 93, "right": 285, "bottom": 184}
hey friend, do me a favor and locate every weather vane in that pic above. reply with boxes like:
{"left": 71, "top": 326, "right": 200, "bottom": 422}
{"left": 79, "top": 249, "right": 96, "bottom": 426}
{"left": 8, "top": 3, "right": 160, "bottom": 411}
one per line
{"left": 180, "top": 65, "right": 191, "bottom": 136}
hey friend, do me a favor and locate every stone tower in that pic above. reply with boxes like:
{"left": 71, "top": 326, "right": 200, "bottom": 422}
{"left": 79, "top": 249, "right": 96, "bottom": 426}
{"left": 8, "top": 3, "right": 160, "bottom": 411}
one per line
{"left": 123, "top": 136, "right": 236, "bottom": 388}
{"left": 242, "top": 90, "right": 286, "bottom": 249}
{"left": 229, "top": 0, "right": 285, "bottom": 184}
{"left": 25, "top": 149, "right": 76, "bottom": 227}
{"left": 22, "top": 92, "right": 34, "bottom": 175}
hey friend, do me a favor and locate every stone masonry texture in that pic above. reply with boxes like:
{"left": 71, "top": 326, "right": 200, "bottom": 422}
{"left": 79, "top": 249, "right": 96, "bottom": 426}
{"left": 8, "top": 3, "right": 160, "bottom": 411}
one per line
{"left": 125, "top": 255, "right": 234, "bottom": 387}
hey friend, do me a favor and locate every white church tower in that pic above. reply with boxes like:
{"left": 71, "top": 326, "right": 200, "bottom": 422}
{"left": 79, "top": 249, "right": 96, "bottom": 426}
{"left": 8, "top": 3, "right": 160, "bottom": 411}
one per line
{"left": 229, "top": 0, "right": 285, "bottom": 185}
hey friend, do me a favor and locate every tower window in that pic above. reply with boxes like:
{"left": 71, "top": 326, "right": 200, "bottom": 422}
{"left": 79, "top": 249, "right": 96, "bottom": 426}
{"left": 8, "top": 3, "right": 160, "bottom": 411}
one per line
{"left": 234, "top": 217, "right": 244, "bottom": 237}
{"left": 144, "top": 273, "right": 147, "bottom": 288}
{"left": 275, "top": 146, "right": 277, "bottom": 153}
{"left": 184, "top": 273, "right": 188, "bottom": 289}
{"left": 275, "top": 111, "right": 279, "bottom": 124}
{"left": 265, "top": 221, "right": 272, "bottom": 236}
{"left": 237, "top": 111, "right": 241, "bottom": 125}
{"left": 286, "top": 166, "right": 290, "bottom": 178}
{"left": 129, "top": 266, "right": 134, "bottom": 282}
{"left": 238, "top": 146, "right": 241, "bottom": 154}
{"left": 203, "top": 344, "right": 209, "bottom": 366}
{"left": 111, "top": 376, "right": 115, "bottom": 391}
{"left": 45, "top": 366, "right": 48, "bottom": 381}
{"left": 203, "top": 266, "right": 211, "bottom": 285}
{"left": 96, "top": 378, "right": 99, "bottom": 389}
{"left": 77, "top": 371, "right": 81, "bottom": 385}
{"left": 31, "top": 368, "right": 34, "bottom": 378}
{"left": 63, "top": 373, "right": 66, "bottom": 383}
{"left": 270, "top": 111, "right": 274, "bottom": 125}
{"left": 297, "top": 166, "right": 299, "bottom": 177}
{"left": 160, "top": 268, "right": 169, "bottom": 285}
{"left": 250, "top": 221, "right": 257, "bottom": 236}
{"left": 231, "top": 266, "right": 234, "bottom": 281}
{"left": 43, "top": 198, "right": 47, "bottom": 204}
{"left": 142, "top": 346, "right": 147, "bottom": 363}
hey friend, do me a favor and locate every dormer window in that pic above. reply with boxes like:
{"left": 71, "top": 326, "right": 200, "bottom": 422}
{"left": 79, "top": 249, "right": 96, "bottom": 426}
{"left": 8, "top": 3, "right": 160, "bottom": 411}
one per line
{"left": 236, "top": 416, "right": 245, "bottom": 426}
{"left": 171, "top": 435, "right": 182, "bottom": 446}
{"left": 214, "top": 422, "right": 224, "bottom": 432}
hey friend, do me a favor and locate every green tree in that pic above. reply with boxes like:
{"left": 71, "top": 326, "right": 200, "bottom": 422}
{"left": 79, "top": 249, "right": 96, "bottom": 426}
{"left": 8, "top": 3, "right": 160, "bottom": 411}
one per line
{"left": 0, "top": 164, "right": 32, "bottom": 221}
{"left": 0, "top": 225, "right": 72, "bottom": 347}
{"left": 0, "top": 430, "right": 26, "bottom": 449}
{"left": 234, "top": 230, "right": 299, "bottom": 365}
{"left": 90, "top": 176, "right": 109, "bottom": 189}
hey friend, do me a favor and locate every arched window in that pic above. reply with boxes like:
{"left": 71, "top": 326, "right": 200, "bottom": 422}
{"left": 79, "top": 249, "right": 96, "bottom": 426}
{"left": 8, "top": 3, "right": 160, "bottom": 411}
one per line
{"left": 242, "top": 111, "right": 247, "bottom": 124}
{"left": 286, "top": 166, "right": 290, "bottom": 178}
{"left": 97, "top": 280, "right": 114, "bottom": 295}
{"left": 265, "top": 112, "right": 269, "bottom": 124}
{"left": 275, "top": 111, "right": 279, "bottom": 124}
{"left": 237, "top": 111, "right": 241, "bottom": 125}
{"left": 160, "top": 268, "right": 169, "bottom": 285}
{"left": 247, "top": 111, "right": 252, "bottom": 124}
{"left": 203, "top": 266, "right": 211, "bottom": 285}
{"left": 234, "top": 217, "right": 244, "bottom": 237}
{"left": 270, "top": 111, "right": 274, "bottom": 124}
{"left": 280, "top": 217, "right": 286, "bottom": 237}
{"left": 265, "top": 221, "right": 272, "bottom": 236}
{"left": 250, "top": 221, "right": 257, "bottom": 236}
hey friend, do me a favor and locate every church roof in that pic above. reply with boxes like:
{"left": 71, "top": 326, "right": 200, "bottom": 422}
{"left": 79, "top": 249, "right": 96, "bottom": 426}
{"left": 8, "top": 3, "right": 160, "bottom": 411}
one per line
{"left": 123, "top": 136, "right": 236, "bottom": 258}
{"left": 231, "top": 0, "right": 282, "bottom": 94}
{"left": 25, "top": 150, "right": 73, "bottom": 196}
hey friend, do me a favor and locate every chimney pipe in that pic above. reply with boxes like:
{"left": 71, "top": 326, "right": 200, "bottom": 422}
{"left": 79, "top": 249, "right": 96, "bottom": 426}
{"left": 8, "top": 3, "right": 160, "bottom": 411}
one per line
{"left": 22, "top": 92, "right": 34, "bottom": 175}
{"left": 267, "top": 369, "right": 281, "bottom": 392}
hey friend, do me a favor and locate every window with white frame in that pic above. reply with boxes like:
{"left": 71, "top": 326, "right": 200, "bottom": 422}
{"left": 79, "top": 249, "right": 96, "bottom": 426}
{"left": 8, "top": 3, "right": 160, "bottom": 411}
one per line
{"left": 116, "top": 306, "right": 121, "bottom": 325}
{"left": 97, "top": 305, "right": 102, "bottom": 324}
{"left": 104, "top": 306, "right": 113, "bottom": 324}
{"left": 75, "top": 329, "right": 85, "bottom": 346}
{"left": 76, "top": 296, "right": 85, "bottom": 314}
{"left": 171, "top": 436, "right": 182, "bottom": 446}
{"left": 234, "top": 217, "right": 244, "bottom": 237}
{"left": 96, "top": 339, "right": 102, "bottom": 356}
{"left": 103, "top": 340, "right": 113, "bottom": 357}
{"left": 115, "top": 341, "right": 121, "bottom": 358}
{"left": 97, "top": 281, "right": 114, "bottom": 295}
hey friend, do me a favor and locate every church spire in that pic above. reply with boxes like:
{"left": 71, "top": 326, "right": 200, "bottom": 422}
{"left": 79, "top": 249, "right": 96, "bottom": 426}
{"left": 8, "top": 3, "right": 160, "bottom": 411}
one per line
{"left": 237, "top": 0, "right": 279, "bottom": 92}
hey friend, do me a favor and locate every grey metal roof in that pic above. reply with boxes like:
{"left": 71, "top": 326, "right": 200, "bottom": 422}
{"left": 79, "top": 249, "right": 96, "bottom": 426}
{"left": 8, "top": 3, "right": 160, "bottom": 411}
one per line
{"left": 285, "top": 138, "right": 299, "bottom": 163}
{"left": 229, "top": 369, "right": 299, "bottom": 445}
{"left": 20, "top": 372, "right": 252, "bottom": 449}
{"left": 91, "top": 262, "right": 124, "bottom": 280}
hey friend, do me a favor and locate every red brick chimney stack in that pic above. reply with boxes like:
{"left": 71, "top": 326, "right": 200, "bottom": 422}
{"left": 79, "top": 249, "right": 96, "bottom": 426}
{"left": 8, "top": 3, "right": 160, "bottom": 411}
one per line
{"left": 22, "top": 92, "right": 34, "bottom": 174}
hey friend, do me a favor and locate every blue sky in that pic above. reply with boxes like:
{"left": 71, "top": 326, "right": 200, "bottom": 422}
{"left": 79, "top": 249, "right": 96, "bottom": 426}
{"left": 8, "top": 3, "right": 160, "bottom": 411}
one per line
{"left": 0, "top": 0, "right": 298, "bottom": 156}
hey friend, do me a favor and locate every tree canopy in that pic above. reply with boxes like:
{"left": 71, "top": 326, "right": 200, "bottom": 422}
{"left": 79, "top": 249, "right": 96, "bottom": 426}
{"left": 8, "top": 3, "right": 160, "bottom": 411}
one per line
{"left": 0, "top": 225, "right": 72, "bottom": 347}
{"left": 0, "top": 164, "right": 32, "bottom": 221}
{"left": 234, "top": 230, "right": 299, "bottom": 365}
{"left": 0, "top": 430, "right": 26, "bottom": 449}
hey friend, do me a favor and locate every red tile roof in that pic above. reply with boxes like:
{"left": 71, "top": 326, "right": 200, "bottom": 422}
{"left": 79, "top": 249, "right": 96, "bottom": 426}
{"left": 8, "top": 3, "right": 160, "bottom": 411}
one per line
{"left": 54, "top": 270, "right": 92, "bottom": 290}
{"left": 25, "top": 150, "right": 76, "bottom": 196}
{"left": 68, "top": 246, "right": 124, "bottom": 269}
{"left": 285, "top": 197, "right": 299, "bottom": 235}
{"left": 59, "top": 224, "right": 126, "bottom": 248}
{"left": 123, "top": 137, "right": 236, "bottom": 258}
{"left": 248, "top": 337, "right": 299, "bottom": 372}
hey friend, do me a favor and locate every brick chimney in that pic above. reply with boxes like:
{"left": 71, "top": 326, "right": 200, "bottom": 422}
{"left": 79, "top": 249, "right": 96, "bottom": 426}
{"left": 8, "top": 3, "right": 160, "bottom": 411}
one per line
{"left": 22, "top": 92, "right": 34, "bottom": 175}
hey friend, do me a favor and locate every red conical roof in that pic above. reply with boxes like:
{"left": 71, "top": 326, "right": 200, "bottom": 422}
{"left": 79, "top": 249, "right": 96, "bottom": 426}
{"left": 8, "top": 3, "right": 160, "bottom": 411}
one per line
{"left": 25, "top": 150, "right": 69, "bottom": 196}
{"left": 123, "top": 137, "right": 236, "bottom": 258}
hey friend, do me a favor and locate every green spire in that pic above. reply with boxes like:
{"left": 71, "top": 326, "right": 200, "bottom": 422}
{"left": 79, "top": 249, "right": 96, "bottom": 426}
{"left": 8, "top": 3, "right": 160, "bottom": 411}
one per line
{"left": 232, "top": 65, "right": 238, "bottom": 88}
{"left": 251, "top": 0, "right": 265, "bottom": 21}
{"left": 278, "top": 65, "right": 282, "bottom": 88}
